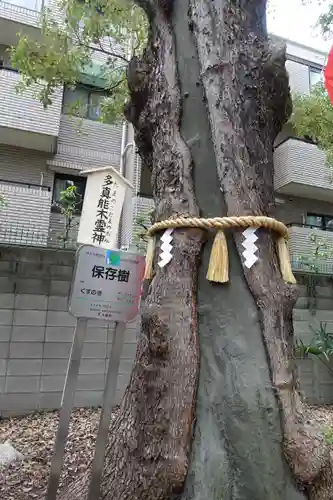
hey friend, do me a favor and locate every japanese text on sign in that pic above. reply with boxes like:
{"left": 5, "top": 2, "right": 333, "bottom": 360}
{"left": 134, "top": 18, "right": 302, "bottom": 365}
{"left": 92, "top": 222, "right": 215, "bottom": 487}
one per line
{"left": 92, "top": 175, "right": 118, "bottom": 246}
{"left": 92, "top": 265, "right": 130, "bottom": 282}
{"left": 80, "top": 288, "right": 102, "bottom": 296}
{"left": 69, "top": 246, "right": 145, "bottom": 322}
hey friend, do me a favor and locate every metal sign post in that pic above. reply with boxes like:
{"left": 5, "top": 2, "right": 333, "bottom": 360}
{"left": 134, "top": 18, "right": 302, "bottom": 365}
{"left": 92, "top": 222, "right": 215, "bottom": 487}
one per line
{"left": 46, "top": 245, "right": 145, "bottom": 500}
{"left": 86, "top": 321, "right": 126, "bottom": 500}
{"left": 46, "top": 317, "right": 88, "bottom": 500}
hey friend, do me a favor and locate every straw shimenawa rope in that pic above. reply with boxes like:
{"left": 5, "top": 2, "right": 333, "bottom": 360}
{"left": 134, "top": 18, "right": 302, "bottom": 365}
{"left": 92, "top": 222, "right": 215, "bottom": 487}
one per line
{"left": 143, "top": 215, "right": 296, "bottom": 284}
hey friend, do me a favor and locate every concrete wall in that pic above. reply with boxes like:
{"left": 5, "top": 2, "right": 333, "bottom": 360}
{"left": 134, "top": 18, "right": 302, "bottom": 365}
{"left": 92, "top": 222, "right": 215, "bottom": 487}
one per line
{"left": 0, "top": 246, "right": 333, "bottom": 416}
{"left": 286, "top": 59, "right": 310, "bottom": 95}
{"left": 0, "top": 245, "right": 138, "bottom": 417}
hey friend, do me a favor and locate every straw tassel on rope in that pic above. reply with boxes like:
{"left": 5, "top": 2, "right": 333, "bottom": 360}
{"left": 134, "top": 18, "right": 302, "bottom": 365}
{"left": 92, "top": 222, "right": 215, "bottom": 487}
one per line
{"left": 276, "top": 236, "right": 297, "bottom": 284}
{"left": 143, "top": 235, "right": 155, "bottom": 280}
{"left": 206, "top": 230, "right": 229, "bottom": 283}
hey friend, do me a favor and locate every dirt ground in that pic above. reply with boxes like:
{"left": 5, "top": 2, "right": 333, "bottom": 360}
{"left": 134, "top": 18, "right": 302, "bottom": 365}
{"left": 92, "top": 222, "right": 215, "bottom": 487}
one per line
{"left": 0, "top": 407, "right": 119, "bottom": 500}
{"left": 0, "top": 405, "right": 332, "bottom": 500}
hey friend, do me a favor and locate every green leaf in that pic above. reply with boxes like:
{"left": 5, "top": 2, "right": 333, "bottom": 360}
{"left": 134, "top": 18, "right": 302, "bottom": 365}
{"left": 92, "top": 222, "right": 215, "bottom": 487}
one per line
{"left": 11, "top": 0, "right": 148, "bottom": 121}
{"left": 291, "top": 84, "right": 333, "bottom": 167}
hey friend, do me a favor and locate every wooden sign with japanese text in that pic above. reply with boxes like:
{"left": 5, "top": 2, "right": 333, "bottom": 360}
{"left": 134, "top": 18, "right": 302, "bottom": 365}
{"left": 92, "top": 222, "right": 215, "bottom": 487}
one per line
{"left": 77, "top": 166, "right": 133, "bottom": 249}
{"left": 69, "top": 246, "right": 145, "bottom": 322}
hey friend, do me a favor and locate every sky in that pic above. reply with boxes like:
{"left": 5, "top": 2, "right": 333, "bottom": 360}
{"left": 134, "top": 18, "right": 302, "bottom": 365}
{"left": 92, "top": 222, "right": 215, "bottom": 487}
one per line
{"left": 267, "top": 0, "right": 332, "bottom": 53}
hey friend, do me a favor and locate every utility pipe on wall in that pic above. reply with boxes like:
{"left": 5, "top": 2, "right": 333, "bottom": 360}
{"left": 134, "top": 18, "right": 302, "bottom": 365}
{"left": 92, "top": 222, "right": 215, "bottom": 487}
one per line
{"left": 118, "top": 122, "right": 135, "bottom": 248}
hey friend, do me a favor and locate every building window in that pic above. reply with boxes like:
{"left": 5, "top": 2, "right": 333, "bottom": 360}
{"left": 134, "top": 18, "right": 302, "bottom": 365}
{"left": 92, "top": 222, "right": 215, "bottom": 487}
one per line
{"left": 306, "top": 213, "right": 333, "bottom": 231}
{"left": 309, "top": 67, "right": 323, "bottom": 88}
{"left": 52, "top": 173, "right": 86, "bottom": 214}
{"left": 62, "top": 84, "right": 109, "bottom": 122}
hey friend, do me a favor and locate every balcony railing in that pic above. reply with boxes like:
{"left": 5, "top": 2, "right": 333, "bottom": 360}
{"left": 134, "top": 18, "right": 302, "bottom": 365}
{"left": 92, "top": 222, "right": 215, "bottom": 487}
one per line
{"left": 287, "top": 223, "right": 333, "bottom": 275}
{"left": 0, "top": 178, "right": 51, "bottom": 192}
{"left": 0, "top": 0, "right": 43, "bottom": 15}
{"left": 286, "top": 222, "right": 333, "bottom": 232}
{"left": 291, "top": 258, "right": 333, "bottom": 276}
{"left": 0, "top": 225, "right": 78, "bottom": 249}
{"left": 0, "top": 178, "right": 52, "bottom": 248}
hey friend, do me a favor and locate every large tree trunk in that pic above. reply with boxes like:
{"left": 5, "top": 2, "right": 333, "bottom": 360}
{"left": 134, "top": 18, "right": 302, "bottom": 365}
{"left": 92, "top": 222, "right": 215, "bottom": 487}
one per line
{"left": 57, "top": 1, "right": 333, "bottom": 499}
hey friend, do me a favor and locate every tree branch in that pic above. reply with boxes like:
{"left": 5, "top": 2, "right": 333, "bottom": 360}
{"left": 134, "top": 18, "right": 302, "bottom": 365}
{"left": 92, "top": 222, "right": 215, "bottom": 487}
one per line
{"left": 72, "top": 29, "right": 130, "bottom": 63}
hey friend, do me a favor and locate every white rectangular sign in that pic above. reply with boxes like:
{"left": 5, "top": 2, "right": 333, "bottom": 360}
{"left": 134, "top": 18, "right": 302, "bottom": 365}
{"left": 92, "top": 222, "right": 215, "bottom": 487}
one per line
{"left": 77, "top": 166, "right": 133, "bottom": 249}
{"left": 69, "top": 246, "right": 145, "bottom": 322}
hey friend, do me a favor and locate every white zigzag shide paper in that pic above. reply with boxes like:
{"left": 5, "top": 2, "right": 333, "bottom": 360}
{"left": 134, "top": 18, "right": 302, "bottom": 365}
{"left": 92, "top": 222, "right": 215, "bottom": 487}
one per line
{"left": 242, "top": 227, "right": 258, "bottom": 269}
{"left": 158, "top": 228, "right": 174, "bottom": 268}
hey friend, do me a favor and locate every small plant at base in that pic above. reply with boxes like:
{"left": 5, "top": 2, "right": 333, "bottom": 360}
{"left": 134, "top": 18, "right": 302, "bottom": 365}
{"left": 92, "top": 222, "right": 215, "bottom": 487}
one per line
{"left": 324, "top": 427, "right": 333, "bottom": 446}
{"left": 296, "top": 322, "right": 333, "bottom": 378}
{"left": 307, "top": 322, "right": 333, "bottom": 360}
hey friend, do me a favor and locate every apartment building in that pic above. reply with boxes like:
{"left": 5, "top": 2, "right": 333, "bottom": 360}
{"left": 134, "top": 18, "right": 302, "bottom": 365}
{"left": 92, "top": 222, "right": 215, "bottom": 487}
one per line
{"left": 0, "top": 0, "right": 154, "bottom": 252}
{"left": 273, "top": 39, "right": 333, "bottom": 273}
{"left": 0, "top": 0, "right": 331, "bottom": 272}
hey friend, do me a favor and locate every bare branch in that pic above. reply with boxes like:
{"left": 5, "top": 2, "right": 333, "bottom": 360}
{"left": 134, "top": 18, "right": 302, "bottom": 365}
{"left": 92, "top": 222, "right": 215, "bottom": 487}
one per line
{"left": 72, "top": 28, "right": 129, "bottom": 63}
{"left": 92, "top": 43, "right": 129, "bottom": 63}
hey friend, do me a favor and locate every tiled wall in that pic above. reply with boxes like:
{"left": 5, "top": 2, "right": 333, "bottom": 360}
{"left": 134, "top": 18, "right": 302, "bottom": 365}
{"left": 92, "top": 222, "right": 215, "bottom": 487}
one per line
{"left": 0, "top": 145, "right": 53, "bottom": 185}
{"left": 0, "top": 69, "right": 62, "bottom": 140}
{"left": 0, "top": 146, "right": 54, "bottom": 246}
{"left": 0, "top": 246, "right": 138, "bottom": 417}
{"left": 47, "top": 115, "right": 123, "bottom": 171}
{"left": 274, "top": 139, "right": 332, "bottom": 195}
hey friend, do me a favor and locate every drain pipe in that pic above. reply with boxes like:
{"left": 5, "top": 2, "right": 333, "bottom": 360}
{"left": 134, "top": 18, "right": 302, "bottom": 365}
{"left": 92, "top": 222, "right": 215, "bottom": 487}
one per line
{"left": 40, "top": 172, "right": 44, "bottom": 195}
{"left": 118, "top": 122, "right": 135, "bottom": 248}
{"left": 119, "top": 122, "right": 127, "bottom": 176}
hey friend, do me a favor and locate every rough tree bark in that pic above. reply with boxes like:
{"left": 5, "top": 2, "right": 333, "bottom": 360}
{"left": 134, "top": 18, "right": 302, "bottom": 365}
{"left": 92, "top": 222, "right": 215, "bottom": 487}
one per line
{"left": 56, "top": 1, "right": 333, "bottom": 499}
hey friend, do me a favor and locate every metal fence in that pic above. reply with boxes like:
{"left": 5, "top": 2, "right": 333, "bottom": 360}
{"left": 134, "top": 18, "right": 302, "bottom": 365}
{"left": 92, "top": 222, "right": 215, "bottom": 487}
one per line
{"left": 291, "top": 258, "right": 333, "bottom": 276}
{"left": 0, "top": 226, "right": 77, "bottom": 250}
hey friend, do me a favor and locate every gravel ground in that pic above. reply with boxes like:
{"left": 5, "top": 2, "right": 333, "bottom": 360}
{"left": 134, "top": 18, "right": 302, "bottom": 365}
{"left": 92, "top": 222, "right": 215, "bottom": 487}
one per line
{"left": 0, "top": 407, "right": 119, "bottom": 500}
{"left": 1, "top": 405, "right": 333, "bottom": 500}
